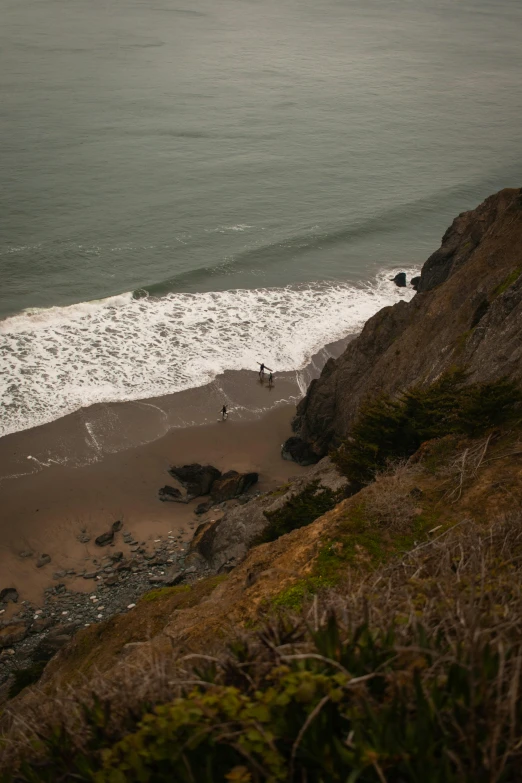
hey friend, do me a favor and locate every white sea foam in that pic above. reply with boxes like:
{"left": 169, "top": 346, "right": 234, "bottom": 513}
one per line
{"left": 0, "top": 270, "right": 417, "bottom": 437}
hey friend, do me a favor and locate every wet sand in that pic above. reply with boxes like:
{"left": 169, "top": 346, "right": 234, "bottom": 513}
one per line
{"left": 0, "top": 403, "right": 308, "bottom": 604}
{"left": 0, "top": 339, "right": 350, "bottom": 604}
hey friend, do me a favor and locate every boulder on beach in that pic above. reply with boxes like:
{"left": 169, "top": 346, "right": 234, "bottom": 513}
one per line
{"left": 410, "top": 275, "right": 421, "bottom": 291}
{"left": 95, "top": 531, "right": 114, "bottom": 547}
{"left": 210, "top": 471, "right": 259, "bottom": 503}
{"left": 0, "top": 588, "right": 19, "bottom": 604}
{"left": 195, "top": 500, "right": 213, "bottom": 515}
{"left": 158, "top": 485, "right": 183, "bottom": 502}
{"left": 36, "top": 554, "right": 51, "bottom": 568}
{"left": 281, "top": 436, "right": 320, "bottom": 466}
{"left": 166, "top": 464, "right": 222, "bottom": 502}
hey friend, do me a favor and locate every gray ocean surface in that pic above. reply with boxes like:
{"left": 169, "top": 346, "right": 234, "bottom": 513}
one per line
{"left": 2, "top": 0, "right": 521, "bottom": 316}
{"left": 1, "top": 0, "right": 522, "bottom": 437}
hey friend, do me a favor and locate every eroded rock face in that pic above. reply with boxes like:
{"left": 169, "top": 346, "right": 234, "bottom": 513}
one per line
{"left": 166, "top": 464, "right": 222, "bottom": 503}
{"left": 194, "top": 458, "right": 348, "bottom": 572}
{"left": 284, "top": 188, "right": 522, "bottom": 460}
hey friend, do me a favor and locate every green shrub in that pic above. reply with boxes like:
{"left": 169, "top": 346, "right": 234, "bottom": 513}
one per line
{"left": 333, "top": 371, "right": 522, "bottom": 486}
{"left": 257, "top": 481, "right": 340, "bottom": 544}
{"left": 12, "top": 615, "right": 521, "bottom": 783}
{"left": 141, "top": 585, "right": 191, "bottom": 602}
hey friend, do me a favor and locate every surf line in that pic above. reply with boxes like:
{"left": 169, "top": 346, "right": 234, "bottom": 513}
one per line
{"left": 26, "top": 455, "right": 63, "bottom": 469}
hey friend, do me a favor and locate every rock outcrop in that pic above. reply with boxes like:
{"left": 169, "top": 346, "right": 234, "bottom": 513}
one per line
{"left": 193, "top": 457, "right": 348, "bottom": 572}
{"left": 164, "top": 464, "right": 222, "bottom": 503}
{"left": 284, "top": 188, "right": 522, "bottom": 461}
{"left": 210, "top": 471, "right": 258, "bottom": 502}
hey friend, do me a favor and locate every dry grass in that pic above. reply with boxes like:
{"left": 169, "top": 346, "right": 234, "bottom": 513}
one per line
{"left": 361, "top": 461, "right": 420, "bottom": 532}
{"left": 3, "top": 513, "right": 522, "bottom": 778}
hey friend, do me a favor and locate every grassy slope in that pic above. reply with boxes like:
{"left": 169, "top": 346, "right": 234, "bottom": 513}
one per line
{"left": 2, "top": 420, "right": 522, "bottom": 778}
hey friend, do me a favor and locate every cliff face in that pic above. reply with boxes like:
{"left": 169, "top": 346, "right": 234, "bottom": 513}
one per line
{"left": 286, "top": 188, "right": 522, "bottom": 461}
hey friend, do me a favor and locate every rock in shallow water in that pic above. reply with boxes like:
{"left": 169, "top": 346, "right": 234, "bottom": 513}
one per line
{"left": 392, "top": 271, "right": 407, "bottom": 287}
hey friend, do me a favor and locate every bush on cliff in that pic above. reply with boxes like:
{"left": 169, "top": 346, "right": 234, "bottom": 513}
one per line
{"left": 332, "top": 371, "right": 522, "bottom": 486}
{"left": 257, "top": 480, "right": 340, "bottom": 544}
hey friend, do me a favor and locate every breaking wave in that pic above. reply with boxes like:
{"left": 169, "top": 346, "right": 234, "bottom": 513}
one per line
{"left": 0, "top": 270, "right": 417, "bottom": 437}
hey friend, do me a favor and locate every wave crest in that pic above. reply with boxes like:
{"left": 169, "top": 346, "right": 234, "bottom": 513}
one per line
{"left": 0, "top": 271, "right": 417, "bottom": 437}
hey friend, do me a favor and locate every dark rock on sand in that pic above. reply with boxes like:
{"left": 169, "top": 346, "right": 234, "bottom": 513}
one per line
{"left": 163, "top": 568, "right": 185, "bottom": 586}
{"left": 0, "top": 624, "right": 29, "bottom": 649}
{"left": 95, "top": 531, "right": 114, "bottom": 547}
{"left": 195, "top": 500, "right": 213, "bottom": 515}
{"left": 158, "top": 485, "right": 183, "bottom": 502}
{"left": 77, "top": 532, "right": 91, "bottom": 544}
{"left": 167, "top": 464, "right": 221, "bottom": 502}
{"left": 33, "top": 625, "right": 81, "bottom": 663}
{"left": 111, "top": 520, "right": 123, "bottom": 533}
{"left": 281, "top": 436, "right": 320, "bottom": 466}
{"left": 392, "top": 271, "right": 407, "bottom": 287}
{"left": 210, "top": 471, "right": 258, "bottom": 502}
{"left": 0, "top": 588, "right": 19, "bottom": 604}
{"left": 36, "top": 554, "right": 51, "bottom": 568}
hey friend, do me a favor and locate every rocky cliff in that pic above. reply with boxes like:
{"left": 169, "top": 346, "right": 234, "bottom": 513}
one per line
{"left": 285, "top": 188, "right": 522, "bottom": 462}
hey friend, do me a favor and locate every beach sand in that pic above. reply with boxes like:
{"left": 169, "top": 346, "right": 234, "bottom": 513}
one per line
{"left": 0, "top": 387, "right": 308, "bottom": 606}
{"left": 0, "top": 339, "right": 350, "bottom": 605}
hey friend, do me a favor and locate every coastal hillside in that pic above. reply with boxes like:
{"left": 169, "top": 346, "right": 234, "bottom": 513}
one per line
{"left": 2, "top": 188, "right": 522, "bottom": 781}
{"left": 285, "top": 187, "right": 522, "bottom": 463}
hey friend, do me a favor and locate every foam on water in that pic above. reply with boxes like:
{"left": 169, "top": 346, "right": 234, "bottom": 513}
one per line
{"left": 0, "top": 270, "right": 417, "bottom": 438}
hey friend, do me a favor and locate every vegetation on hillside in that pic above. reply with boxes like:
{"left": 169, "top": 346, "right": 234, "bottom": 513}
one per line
{"left": 2, "top": 371, "right": 522, "bottom": 781}
{"left": 257, "top": 481, "right": 341, "bottom": 544}
{"left": 2, "top": 515, "right": 522, "bottom": 781}
{"left": 332, "top": 370, "right": 522, "bottom": 487}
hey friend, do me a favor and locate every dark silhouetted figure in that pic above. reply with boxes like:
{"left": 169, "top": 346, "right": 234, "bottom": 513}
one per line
{"left": 221, "top": 405, "right": 228, "bottom": 420}
{"left": 268, "top": 372, "right": 273, "bottom": 387}
{"left": 259, "top": 363, "right": 265, "bottom": 379}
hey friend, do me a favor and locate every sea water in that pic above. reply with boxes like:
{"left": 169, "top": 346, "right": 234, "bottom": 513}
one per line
{"left": 1, "top": 0, "right": 521, "bottom": 435}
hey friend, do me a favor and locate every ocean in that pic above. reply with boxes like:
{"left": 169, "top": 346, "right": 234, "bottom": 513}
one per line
{"left": 1, "top": 0, "right": 522, "bottom": 437}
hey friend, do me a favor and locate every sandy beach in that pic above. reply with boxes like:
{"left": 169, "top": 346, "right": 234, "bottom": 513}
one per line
{"left": 0, "top": 338, "right": 351, "bottom": 605}
{"left": 0, "top": 383, "right": 313, "bottom": 608}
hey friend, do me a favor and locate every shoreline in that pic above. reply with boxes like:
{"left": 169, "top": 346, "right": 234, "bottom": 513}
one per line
{"left": 0, "top": 337, "right": 349, "bottom": 484}
{"left": 0, "top": 335, "right": 353, "bottom": 607}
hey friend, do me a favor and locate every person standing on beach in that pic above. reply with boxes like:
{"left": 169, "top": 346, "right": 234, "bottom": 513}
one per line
{"left": 258, "top": 363, "right": 265, "bottom": 379}
{"left": 221, "top": 404, "right": 228, "bottom": 420}
{"left": 268, "top": 372, "right": 273, "bottom": 387}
